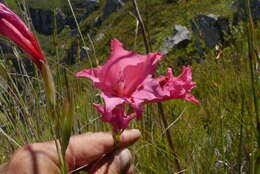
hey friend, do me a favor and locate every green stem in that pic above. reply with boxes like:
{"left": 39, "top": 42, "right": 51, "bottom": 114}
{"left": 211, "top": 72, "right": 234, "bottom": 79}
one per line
{"left": 244, "top": 0, "right": 260, "bottom": 173}
{"left": 132, "top": 1, "right": 182, "bottom": 171}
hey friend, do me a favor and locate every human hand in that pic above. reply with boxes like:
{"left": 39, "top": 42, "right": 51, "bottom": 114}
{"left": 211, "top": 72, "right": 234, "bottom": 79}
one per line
{"left": 0, "top": 129, "right": 141, "bottom": 174}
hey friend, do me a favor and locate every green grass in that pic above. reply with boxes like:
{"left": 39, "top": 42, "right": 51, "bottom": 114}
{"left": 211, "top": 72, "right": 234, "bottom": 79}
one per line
{"left": 0, "top": 0, "right": 259, "bottom": 173}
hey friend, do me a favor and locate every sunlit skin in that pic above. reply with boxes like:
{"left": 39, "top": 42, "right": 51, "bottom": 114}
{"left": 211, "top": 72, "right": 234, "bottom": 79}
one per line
{"left": 0, "top": 129, "right": 141, "bottom": 174}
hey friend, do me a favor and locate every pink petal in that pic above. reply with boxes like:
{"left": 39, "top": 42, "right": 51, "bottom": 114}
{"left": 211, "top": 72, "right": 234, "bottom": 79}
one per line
{"left": 184, "top": 94, "right": 200, "bottom": 104}
{"left": 76, "top": 66, "right": 101, "bottom": 84}
{"left": 101, "top": 93, "right": 124, "bottom": 113}
{"left": 93, "top": 103, "right": 136, "bottom": 132}
{"left": 97, "top": 39, "right": 163, "bottom": 97}
{"left": 126, "top": 98, "right": 144, "bottom": 120}
{"left": 133, "top": 66, "right": 199, "bottom": 104}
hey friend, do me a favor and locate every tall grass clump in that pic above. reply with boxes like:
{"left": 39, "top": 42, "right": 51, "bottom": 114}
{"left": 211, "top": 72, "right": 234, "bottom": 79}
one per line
{"left": 243, "top": 0, "right": 260, "bottom": 173}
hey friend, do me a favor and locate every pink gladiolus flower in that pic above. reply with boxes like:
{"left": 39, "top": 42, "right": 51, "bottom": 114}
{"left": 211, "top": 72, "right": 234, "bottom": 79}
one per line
{"left": 77, "top": 39, "right": 198, "bottom": 132}
{"left": 0, "top": 3, "right": 45, "bottom": 68}
{"left": 132, "top": 67, "right": 199, "bottom": 104}
{"left": 77, "top": 39, "right": 163, "bottom": 130}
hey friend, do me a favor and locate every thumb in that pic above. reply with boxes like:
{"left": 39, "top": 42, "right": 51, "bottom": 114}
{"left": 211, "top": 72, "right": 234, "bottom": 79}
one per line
{"left": 88, "top": 148, "right": 133, "bottom": 174}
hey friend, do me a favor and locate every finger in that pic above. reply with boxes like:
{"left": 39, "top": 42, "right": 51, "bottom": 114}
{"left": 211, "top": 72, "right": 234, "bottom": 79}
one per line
{"left": 0, "top": 162, "right": 7, "bottom": 173}
{"left": 88, "top": 148, "right": 132, "bottom": 174}
{"left": 5, "top": 129, "right": 140, "bottom": 173}
{"left": 67, "top": 129, "right": 141, "bottom": 170}
{"left": 5, "top": 143, "right": 60, "bottom": 174}
{"left": 126, "top": 165, "right": 135, "bottom": 174}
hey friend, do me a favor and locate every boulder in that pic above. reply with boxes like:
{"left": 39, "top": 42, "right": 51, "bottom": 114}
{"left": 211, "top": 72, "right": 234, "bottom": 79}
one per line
{"left": 191, "top": 14, "right": 221, "bottom": 49}
{"left": 103, "top": 0, "right": 127, "bottom": 19}
{"left": 160, "top": 25, "right": 191, "bottom": 54}
{"left": 29, "top": 8, "right": 66, "bottom": 35}
{"left": 80, "top": 46, "right": 90, "bottom": 61}
{"left": 191, "top": 14, "right": 229, "bottom": 49}
{"left": 82, "top": 0, "right": 100, "bottom": 19}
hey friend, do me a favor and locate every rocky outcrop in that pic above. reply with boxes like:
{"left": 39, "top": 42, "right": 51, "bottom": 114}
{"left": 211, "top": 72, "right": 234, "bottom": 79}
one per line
{"left": 103, "top": 0, "right": 127, "bottom": 19}
{"left": 82, "top": 0, "right": 100, "bottom": 19}
{"left": 80, "top": 46, "right": 90, "bottom": 61}
{"left": 29, "top": 8, "right": 66, "bottom": 35}
{"left": 191, "top": 14, "right": 229, "bottom": 49}
{"left": 160, "top": 25, "right": 191, "bottom": 54}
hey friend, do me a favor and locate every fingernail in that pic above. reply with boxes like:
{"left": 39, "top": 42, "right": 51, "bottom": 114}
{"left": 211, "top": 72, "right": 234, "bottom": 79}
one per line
{"left": 122, "top": 129, "right": 141, "bottom": 139}
{"left": 114, "top": 148, "right": 132, "bottom": 172}
{"left": 130, "top": 129, "right": 141, "bottom": 137}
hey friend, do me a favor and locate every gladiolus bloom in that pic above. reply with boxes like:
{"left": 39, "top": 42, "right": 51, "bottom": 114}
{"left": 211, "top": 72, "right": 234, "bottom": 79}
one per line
{"left": 0, "top": 3, "right": 45, "bottom": 68}
{"left": 77, "top": 39, "right": 198, "bottom": 132}
{"left": 132, "top": 67, "right": 199, "bottom": 104}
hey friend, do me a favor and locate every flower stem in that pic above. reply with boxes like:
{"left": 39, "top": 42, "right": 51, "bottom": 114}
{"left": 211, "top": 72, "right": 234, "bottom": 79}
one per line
{"left": 158, "top": 103, "right": 182, "bottom": 172}
{"left": 41, "top": 63, "right": 70, "bottom": 173}
{"left": 243, "top": 0, "right": 260, "bottom": 173}
{"left": 132, "top": 0, "right": 182, "bottom": 172}
{"left": 132, "top": 0, "right": 151, "bottom": 53}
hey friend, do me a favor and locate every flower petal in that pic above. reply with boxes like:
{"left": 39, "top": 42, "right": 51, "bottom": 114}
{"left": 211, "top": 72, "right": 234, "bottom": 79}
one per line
{"left": 76, "top": 39, "right": 163, "bottom": 98}
{"left": 133, "top": 66, "right": 199, "bottom": 104}
{"left": 76, "top": 66, "right": 101, "bottom": 84}
{"left": 99, "top": 39, "right": 163, "bottom": 97}
{"left": 101, "top": 93, "right": 125, "bottom": 113}
{"left": 93, "top": 103, "right": 136, "bottom": 133}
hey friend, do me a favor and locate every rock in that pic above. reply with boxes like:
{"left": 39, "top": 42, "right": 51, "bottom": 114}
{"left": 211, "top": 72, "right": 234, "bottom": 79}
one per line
{"left": 216, "top": 17, "right": 230, "bottom": 34}
{"left": 0, "top": 40, "right": 12, "bottom": 54}
{"left": 65, "top": 0, "right": 101, "bottom": 29}
{"left": 232, "top": 0, "right": 260, "bottom": 22}
{"left": 191, "top": 14, "right": 221, "bottom": 49}
{"left": 160, "top": 25, "right": 191, "bottom": 54}
{"left": 80, "top": 46, "right": 90, "bottom": 61}
{"left": 29, "top": 8, "right": 66, "bottom": 35}
{"left": 191, "top": 14, "right": 229, "bottom": 49}
{"left": 82, "top": 0, "right": 100, "bottom": 19}
{"left": 95, "top": 33, "right": 105, "bottom": 42}
{"left": 103, "top": 0, "right": 127, "bottom": 19}
{"left": 93, "top": 16, "right": 102, "bottom": 27}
